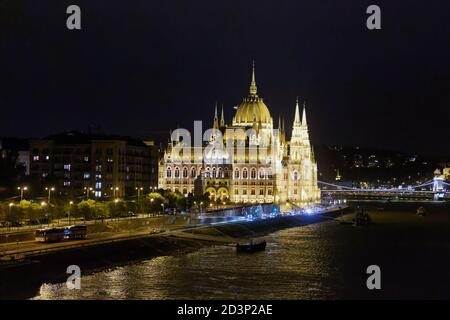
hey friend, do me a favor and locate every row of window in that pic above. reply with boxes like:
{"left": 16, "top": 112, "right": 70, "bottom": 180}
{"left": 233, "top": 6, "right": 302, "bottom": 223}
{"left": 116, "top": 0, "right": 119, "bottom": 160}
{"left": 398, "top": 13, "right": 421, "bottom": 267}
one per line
{"left": 234, "top": 189, "right": 273, "bottom": 196}
{"left": 165, "top": 167, "right": 275, "bottom": 179}
{"left": 167, "top": 188, "right": 273, "bottom": 196}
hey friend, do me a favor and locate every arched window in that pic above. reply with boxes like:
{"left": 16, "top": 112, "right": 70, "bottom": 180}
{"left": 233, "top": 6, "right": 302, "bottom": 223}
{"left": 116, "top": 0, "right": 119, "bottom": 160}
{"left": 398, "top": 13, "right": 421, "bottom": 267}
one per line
{"left": 175, "top": 167, "right": 180, "bottom": 178}
{"left": 212, "top": 167, "right": 217, "bottom": 178}
{"left": 293, "top": 171, "right": 298, "bottom": 180}
{"left": 251, "top": 168, "right": 257, "bottom": 179}
{"left": 191, "top": 167, "right": 196, "bottom": 178}
{"left": 166, "top": 167, "right": 172, "bottom": 178}
{"left": 224, "top": 168, "right": 229, "bottom": 178}
{"left": 259, "top": 168, "right": 265, "bottom": 179}
{"left": 267, "top": 168, "right": 273, "bottom": 179}
{"left": 234, "top": 168, "right": 240, "bottom": 179}
{"left": 205, "top": 167, "right": 210, "bottom": 178}
{"left": 243, "top": 168, "right": 248, "bottom": 179}
{"left": 183, "top": 167, "right": 188, "bottom": 178}
{"left": 218, "top": 167, "right": 223, "bottom": 178}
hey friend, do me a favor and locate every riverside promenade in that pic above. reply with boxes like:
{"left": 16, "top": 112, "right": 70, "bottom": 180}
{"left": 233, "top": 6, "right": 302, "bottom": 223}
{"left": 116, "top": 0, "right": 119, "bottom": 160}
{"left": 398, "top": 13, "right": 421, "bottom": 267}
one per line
{"left": 0, "top": 204, "right": 348, "bottom": 265}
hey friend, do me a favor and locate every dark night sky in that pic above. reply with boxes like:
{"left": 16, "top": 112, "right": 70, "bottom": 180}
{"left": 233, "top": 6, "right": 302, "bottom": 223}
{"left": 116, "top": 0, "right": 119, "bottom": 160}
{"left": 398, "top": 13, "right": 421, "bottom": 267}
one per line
{"left": 1, "top": 0, "right": 449, "bottom": 156}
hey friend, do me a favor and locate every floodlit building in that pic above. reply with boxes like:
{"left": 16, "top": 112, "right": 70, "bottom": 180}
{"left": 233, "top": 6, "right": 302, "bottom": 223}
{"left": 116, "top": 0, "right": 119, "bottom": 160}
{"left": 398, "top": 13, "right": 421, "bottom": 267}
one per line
{"left": 29, "top": 132, "right": 159, "bottom": 199}
{"left": 158, "top": 64, "right": 321, "bottom": 205}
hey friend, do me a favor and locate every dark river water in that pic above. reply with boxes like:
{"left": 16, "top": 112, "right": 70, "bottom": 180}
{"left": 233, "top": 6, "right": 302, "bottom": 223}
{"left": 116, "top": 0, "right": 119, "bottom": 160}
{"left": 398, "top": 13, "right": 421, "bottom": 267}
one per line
{"left": 32, "top": 203, "right": 450, "bottom": 300}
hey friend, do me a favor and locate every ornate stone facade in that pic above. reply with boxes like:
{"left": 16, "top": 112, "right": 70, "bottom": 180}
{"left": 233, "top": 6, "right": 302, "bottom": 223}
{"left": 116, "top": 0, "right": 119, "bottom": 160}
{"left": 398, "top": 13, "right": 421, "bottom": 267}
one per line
{"left": 158, "top": 64, "right": 321, "bottom": 206}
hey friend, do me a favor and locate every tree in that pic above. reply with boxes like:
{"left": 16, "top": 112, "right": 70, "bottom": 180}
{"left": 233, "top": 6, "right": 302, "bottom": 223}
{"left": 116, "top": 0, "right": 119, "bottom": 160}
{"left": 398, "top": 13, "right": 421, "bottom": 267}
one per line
{"left": 76, "top": 199, "right": 97, "bottom": 220}
{"left": 146, "top": 192, "right": 168, "bottom": 213}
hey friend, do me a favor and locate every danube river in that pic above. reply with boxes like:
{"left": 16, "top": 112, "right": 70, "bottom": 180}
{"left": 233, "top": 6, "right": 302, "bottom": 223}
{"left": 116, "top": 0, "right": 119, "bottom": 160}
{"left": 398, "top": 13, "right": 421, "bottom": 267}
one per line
{"left": 32, "top": 202, "right": 450, "bottom": 299}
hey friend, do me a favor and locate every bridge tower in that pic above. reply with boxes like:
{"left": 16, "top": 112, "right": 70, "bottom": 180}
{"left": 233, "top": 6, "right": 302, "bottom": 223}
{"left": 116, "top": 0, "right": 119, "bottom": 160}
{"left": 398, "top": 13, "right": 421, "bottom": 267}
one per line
{"left": 433, "top": 169, "right": 445, "bottom": 200}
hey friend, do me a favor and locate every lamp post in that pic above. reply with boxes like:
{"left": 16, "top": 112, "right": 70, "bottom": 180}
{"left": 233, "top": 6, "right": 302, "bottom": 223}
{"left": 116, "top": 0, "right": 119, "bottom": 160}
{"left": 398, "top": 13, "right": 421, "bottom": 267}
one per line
{"left": 184, "top": 194, "right": 188, "bottom": 212}
{"left": 150, "top": 198, "right": 154, "bottom": 217}
{"left": 136, "top": 187, "right": 143, "bottom": 214}
{"left": 45, "top": 187, "right": 55, "bottom": 205}
{"left": 8, "top": 203, "right": 14, "bottom": 228}
{"left": 161, "top": 203, "right": 164, "bottom": 214}
{"left": 17, "top": 186, "right": 28, "bottom": 201}
{"left": 111, "top": 187, "right": 119, "bottom": 199}
{"left": 41, "top": 201, "right": 48, "bottom": 225}
{"left": 68, "top": 201, "right": 73, "bottom": 225}
{"left": 84, "top": 187, "right": 93, "bottom": 200}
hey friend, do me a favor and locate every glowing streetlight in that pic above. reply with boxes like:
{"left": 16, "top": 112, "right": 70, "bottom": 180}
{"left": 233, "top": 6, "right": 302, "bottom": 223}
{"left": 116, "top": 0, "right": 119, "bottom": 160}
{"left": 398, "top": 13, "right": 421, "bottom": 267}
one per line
{"left": 8, "top": 202, "right": 13, "bottom": 215}
{"left": 136, "top": 187, "right": 144, "bottom": 213}
{"left": 84, "top": 187, "right": 93, "bottom": 200}
{"left": 45, "top": 187, "right": 55, "bottom": 205}
{"left": 17, "top": 186, "right": 28, "bottom": 201}
{"left": 111, "top": 187, "right": 119, "bottom": 199}
{"left": 68, "top": 201, "right": 74, "bottom": 224}
{"left": 184, "top": 193, "right": 189, "bottom": 212}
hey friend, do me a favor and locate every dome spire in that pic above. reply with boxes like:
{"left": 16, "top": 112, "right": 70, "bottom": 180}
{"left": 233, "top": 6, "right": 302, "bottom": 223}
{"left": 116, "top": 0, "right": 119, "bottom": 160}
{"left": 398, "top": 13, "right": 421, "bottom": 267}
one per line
{"left": 249, "top": 60, "right": 257, "bottom": 96}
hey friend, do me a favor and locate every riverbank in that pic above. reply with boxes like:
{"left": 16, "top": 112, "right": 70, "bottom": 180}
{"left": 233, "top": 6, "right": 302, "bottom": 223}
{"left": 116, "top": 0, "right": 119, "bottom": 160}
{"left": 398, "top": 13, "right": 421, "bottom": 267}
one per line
{"left": 0, "top": 207, "right": 348, "bottom": 299}
{"left": 28, "top": 202, "right": 450, "bottom": 300}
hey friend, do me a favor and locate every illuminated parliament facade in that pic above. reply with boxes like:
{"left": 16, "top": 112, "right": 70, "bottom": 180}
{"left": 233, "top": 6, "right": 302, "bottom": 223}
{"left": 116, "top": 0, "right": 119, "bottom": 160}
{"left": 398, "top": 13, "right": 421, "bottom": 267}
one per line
{"left": 158, "top": 64, "right": 321, "bottom": 205}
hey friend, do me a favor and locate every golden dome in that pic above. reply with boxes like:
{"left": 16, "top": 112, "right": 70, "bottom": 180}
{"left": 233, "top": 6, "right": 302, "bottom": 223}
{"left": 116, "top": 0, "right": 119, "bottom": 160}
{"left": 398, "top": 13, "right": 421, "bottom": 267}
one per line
{"left": 234, "top": 96, "right": 272, "bottom": 124}
{"left": 233, "top": 62, "right": 272, "bottom": 125}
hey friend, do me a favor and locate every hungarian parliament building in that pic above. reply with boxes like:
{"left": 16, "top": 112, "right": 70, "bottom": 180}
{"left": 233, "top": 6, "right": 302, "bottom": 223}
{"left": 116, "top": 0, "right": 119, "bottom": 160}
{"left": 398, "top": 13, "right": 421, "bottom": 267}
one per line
{"left": 158, "top": 64, "right": 321, "bottom": 205}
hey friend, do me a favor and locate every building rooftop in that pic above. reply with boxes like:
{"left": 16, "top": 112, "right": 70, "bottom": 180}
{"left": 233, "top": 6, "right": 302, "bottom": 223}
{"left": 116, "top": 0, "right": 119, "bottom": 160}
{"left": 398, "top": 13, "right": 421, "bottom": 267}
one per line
{"left": 38, "top": 131, "right": 148, "bottom": 148}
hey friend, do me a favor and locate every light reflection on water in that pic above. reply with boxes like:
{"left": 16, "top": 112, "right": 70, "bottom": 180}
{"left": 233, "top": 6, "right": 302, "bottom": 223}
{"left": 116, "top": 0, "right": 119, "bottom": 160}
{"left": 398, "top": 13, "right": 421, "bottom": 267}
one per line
{"left": 32, "top": 209, "right": 450, "bottom": 299}
{"left": 34, "top": 222, "right": 340, "bottom": 300}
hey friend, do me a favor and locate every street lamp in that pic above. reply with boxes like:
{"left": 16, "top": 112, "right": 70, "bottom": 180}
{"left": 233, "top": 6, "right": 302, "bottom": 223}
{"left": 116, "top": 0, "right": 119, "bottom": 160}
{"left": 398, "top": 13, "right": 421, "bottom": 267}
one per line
{"left": 45, "top": 187, "right": 55, "bottom": 205}
{"left": 161, "top": 203, "right": 164, "bottom": 214}
{"left": 111, "top": 187, "right": 119, "bottom": 199}
{"left": 68, "top": 201, "right": 74, "bottom": 224}
{"left": 8, "top": 203, "right": 14, "bottom": 226}
{"left": 149, "top": 198, "right": 154, "bottom": 217}
{"left": 184, "top": 193, "right": 188, "bottom": 212}
{"left": 136, "top": 187, "right": 143, "bottom": 212}
{"left": 17, "top": 186, "right": 28, "bottom": 201}
{"left": 84, "top": 187, "right": 93, "bottom": 200}
{"left": 40, "top": 201, "right": 49, "bottom": 225}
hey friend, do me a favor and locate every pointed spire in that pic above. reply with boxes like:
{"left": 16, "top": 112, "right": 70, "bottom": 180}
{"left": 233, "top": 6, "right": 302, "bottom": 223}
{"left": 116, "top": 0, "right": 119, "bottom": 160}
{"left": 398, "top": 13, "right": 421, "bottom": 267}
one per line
{"left": 294, "top": 97, "right": 301, "bottom": 124}
{"left": 168, "top": 129, "right": 173, "bottom": 145}
{"left": 249, "top": 60, "right": 257, "bottom": 96}
{"left": 220, "top": 104, "right": 225, "bottom": 127}
{"left": 176, "top": 124, "right": 180, "bottom": 142}
{"left": 302, "top": 101, "right": 308, "bottom": 127}
{"left": 213, "top": 102, "right": 219, "bottom": 129}
{"left": 214, "top": 102, "right": 218, "bottom": 119}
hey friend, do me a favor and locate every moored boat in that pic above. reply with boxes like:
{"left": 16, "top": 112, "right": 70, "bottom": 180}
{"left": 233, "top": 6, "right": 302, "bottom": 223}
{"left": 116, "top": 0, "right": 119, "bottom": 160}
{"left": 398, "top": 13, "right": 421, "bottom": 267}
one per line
{"left": 236, "top": 238, "right": 266, "bottom": 253}
{"left": 416, "top": 206, "right": 426, "bottom": 216}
